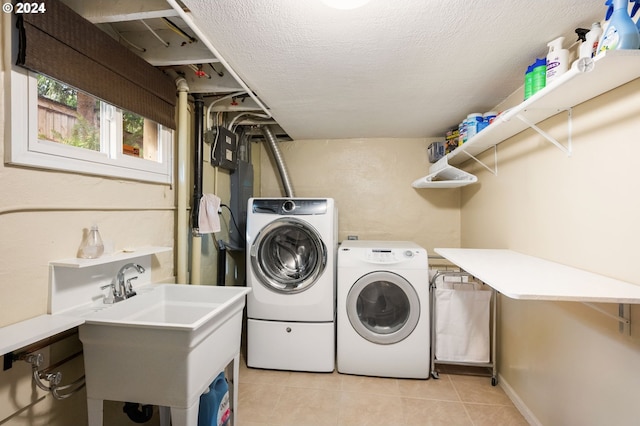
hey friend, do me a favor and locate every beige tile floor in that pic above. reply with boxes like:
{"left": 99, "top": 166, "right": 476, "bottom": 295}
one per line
{"left": 235, "top": 360, "right": 529, "bottom": 426}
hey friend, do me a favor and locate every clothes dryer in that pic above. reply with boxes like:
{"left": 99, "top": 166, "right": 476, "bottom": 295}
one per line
{"left": 246, "top": 198, "right": 337, "bottom": 372}
{"left": 337, "top": 240, "right": 430, "bottom": 378}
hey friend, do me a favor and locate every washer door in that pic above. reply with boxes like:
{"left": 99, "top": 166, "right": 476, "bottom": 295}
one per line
{"left": 346, "top": 271, "right": 420, "bottom": 345}
{"left": 250, "top": 218, "right": 327, "bottom": 293}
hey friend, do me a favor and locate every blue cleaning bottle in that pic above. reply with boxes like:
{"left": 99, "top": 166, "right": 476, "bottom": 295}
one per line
{"left": 198, "top": 372, "right": 230, "bottom": 426}
{"left": 632, "top": 0, "right": 640, "bottom": 32}
{"left": 524, "top": 64, "right": 533, "bottom": 100}
{"left": 598, "top": 0, "right": 640, "bottom": 53}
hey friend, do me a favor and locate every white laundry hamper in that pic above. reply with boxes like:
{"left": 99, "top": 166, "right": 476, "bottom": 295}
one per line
{"left": 434, "top": 279, "right": 491, "bottom": 363}
{"left": 429, "top": 270, "right": 498, "bottom": 385}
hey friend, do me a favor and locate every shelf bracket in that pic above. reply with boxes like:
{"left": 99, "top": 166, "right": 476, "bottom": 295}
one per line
{"left": 458, "top": 145, "right": 498, "bottom": 176}
{"left": 583, "top": 302, "right": 631, "bottom": 335}
{"left": 515, "top": 108, "right": 573, "bottom": 157}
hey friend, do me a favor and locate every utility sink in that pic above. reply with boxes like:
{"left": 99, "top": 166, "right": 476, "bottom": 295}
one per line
{"left": 73, "top": 284, "right": 251, "bottom": 426}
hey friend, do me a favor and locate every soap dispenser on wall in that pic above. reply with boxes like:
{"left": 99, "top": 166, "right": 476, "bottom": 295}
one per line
{"left": 77, "top": 225, "right": 104, "bottom": 259}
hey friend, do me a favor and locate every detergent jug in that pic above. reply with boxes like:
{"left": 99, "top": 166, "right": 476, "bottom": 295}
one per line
{"left": 198, "top": 372, "right": 230, "bottom": 426}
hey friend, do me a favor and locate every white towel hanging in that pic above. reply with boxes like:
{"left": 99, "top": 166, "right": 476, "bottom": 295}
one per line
{"left": 198, "top": 194, "right": 221, "bottom": 234}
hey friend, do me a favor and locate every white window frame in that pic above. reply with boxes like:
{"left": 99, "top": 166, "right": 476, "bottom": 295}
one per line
{"left": 6, "top": 66, "right": 174, "bottom": 185}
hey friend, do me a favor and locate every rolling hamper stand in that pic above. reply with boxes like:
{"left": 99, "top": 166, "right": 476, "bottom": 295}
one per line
{"left": 429, "top": 270, "right": 498, "bottom": 386}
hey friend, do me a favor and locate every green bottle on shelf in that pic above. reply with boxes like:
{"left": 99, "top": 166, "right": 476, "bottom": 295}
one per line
{"left": 524, "top": 65, "right": 533, "bottom": 100}
{"left": 531, "top": 58, "right": 547, "bottom": 96}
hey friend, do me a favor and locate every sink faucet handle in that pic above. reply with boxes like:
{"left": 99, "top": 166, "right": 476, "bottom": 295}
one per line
{"left": 125, "top": 277, "right": 138, "bottom": 297}
{"left": 100, "top": 282, "right": 117, "bottom": 304}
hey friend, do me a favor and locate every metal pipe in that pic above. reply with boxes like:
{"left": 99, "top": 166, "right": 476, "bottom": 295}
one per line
{"left": 261, "top": 125, "right": 294, "bottom": 198}
{"left": 21, "top": 351, "right": 86, "bottom": 400}
{"left": 0, "top": 205, "right": 174, "bottom": 215}
{"left": 13, "top": 329, "right": 78, "bottom": 357}
{"left": 165, "top": 0, "right": 272, "bottom": 119}
{"left": 229, "top": 112, "right": 270, "bottom": 132}
{"left": 191, "top": 96, "right": 205, "bottom": 285}
{"left": 191, "top": 235, "right": 202, "bottom": 285}
{"left": 206, "top": 91, "right": 246, "bottom": 130}
{"left": 140, "top": 19, "right": 170, "bottom": 47}
{"left": 192, "top": 96, "right": 204, "bottom": 230}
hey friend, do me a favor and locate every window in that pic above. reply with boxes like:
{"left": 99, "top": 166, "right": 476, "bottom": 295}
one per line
{"left": 7, "top": 68, "right": 173, "bottom": 184}
{"left": 37, "top": 74, "right": 101, "bottom": 152}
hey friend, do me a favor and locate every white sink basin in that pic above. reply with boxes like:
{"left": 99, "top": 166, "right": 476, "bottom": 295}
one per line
{"left": 75, "top": 284, "right": 251, "bottom": 426}
{"left": 79, "top": 284, "right": 244, "bottom": 330}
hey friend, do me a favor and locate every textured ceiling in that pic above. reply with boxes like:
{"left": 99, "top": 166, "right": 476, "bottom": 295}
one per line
{"left": 177, "top": 0, "right": 607, "bottom": 140}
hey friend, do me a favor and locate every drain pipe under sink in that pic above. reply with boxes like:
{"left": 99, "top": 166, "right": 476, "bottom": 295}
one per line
{"left": 260, "top": 125, "right": 294, "bottom": 198}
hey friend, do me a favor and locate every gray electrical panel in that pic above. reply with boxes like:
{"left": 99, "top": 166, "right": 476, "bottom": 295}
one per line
{"left": 210, "top": 126, "right": 237, "bottom": 170}
{"left": 228, "top": 160, "right": 253, "bottom": 251}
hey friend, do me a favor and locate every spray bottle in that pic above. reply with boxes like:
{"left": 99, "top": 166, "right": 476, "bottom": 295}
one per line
{"left": 632, "top": 0, "right": 640, "bottom": 32}
{"left": 579, "top": 23, "right": 603, "bottom": 58}
{"left": 546, "top": 37, "right": 570, "bottom": 84}
{"left": 598, "top": 0, "right": 640, "bottom": 53}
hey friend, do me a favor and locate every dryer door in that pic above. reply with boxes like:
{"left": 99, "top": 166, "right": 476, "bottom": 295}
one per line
{"left": 250, "top": 217, "right": 327, "bottom": 293}
{"left": 346, "top": 271, "right": 420, "bottom": 345}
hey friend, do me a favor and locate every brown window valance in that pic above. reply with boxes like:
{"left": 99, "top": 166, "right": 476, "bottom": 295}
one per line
{"left": 16, "top": 0, "right": 176, "bottom": 129}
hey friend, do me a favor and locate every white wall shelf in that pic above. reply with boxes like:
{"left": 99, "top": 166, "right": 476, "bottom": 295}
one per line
{"left": 412, "top": 158, "right": 478, "bottom": 188}
{"left": 434, "top": 248, "right": 640, "bottom": 303}
{"left": 417, "top": 49, "right": 640, "bottom": 186}
{"left": 0, "top": 314, "right": 84, "bottom": 358}
{"left": 49, "top": 246, "right": 172, "bottom": 268}
{"left": 435, "top": 248, "right": 640, "bottom": 334}
{"left": 1, "top": 247, "right": 173, "bottom": 358}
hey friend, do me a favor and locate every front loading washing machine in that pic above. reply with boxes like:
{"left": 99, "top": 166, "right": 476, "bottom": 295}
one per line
{"left": 246, "top": 198, "right": 337, "bottom": 372}
{"left": 337, "top": 240, "right": 430, "bottom": 378}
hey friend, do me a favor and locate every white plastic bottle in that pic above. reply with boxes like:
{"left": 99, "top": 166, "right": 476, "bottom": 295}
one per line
{"left": 546, "top": 37, "right": 569, "bottom": 85}
{"left": 465, "top": 113, "right": 483, "bottom": 141}
{"left": 579, "top": 22, "right": 603, "bottom": 59}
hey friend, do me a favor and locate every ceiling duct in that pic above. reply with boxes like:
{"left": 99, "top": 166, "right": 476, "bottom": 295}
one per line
{"left": 260, "top": 126, "right": 294, "bottom": 198}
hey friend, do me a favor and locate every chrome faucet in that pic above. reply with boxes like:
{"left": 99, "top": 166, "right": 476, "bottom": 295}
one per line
{"left": 102, "top": 263, "right": 146, "bottom": 303}
{"left": 116, "top": 263, "right": 146, "bottom": 300}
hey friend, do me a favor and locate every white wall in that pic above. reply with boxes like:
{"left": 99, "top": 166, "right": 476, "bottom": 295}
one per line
{"left": 259, "top": 137, "right": 461, "bottom": 254}
{"left": 460, "top": 78, "right": 640, "bottom": 425}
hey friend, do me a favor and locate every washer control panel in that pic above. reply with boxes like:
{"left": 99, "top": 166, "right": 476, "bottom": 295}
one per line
{"left": 252, "top": 199, "right": 328, "bottom": 215}
{"left": 365, "top": 248, "right": 417, "bottom": 264}
{"left": 338, "top": 241, "right": 428, "bottom": 268}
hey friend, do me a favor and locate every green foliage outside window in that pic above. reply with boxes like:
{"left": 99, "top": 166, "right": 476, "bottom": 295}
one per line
{"left": 123, "top": 111, "right": 144, "bottom": 152}
{"left": 37, "top": 74, "right": 100, "bottom": 150}
{"left": 37, "top": 74, "right": 77, "bottom": 108}
{"left": 37, "top": 75, "right": 148, "bottom": 157}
